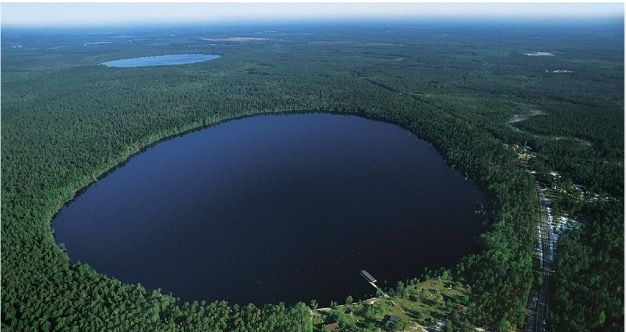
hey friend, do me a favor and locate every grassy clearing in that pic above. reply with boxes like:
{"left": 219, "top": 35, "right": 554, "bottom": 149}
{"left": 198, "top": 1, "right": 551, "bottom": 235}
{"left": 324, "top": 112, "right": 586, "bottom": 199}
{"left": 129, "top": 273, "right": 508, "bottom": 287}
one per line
{"left": 313, "top": 274, "right": 476, "bottom": 331}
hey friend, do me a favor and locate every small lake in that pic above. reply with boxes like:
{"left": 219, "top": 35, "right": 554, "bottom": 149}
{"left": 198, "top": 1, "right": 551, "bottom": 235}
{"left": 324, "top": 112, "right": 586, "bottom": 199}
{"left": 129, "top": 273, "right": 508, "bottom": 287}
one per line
{"left": 53, "top": 113, "right": 485, "bottom": 305}
{"left": 102, "top": 54, "right": 220, "bottom": 67}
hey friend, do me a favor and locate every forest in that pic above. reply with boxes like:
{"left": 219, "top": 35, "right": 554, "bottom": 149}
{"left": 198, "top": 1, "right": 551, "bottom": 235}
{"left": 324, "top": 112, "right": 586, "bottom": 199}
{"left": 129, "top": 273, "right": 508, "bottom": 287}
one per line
{"left": 2, "top": 20, "right": 623, "bottom": 330}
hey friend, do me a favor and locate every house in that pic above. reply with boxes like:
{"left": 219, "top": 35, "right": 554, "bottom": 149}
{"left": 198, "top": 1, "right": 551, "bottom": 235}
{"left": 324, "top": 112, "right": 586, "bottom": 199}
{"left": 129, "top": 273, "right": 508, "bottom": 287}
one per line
{"left": 383, "top": 314, "right": 401, "bottom": 328}
{"left": 323, "top": 321, "right": 339, "bottom": 331}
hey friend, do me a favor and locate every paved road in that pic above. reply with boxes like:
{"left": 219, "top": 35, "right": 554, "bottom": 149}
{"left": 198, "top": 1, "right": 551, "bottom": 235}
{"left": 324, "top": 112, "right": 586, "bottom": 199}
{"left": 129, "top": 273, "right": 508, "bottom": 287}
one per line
{"left": 525, "top": 183, "right": 554, "bottom": 332}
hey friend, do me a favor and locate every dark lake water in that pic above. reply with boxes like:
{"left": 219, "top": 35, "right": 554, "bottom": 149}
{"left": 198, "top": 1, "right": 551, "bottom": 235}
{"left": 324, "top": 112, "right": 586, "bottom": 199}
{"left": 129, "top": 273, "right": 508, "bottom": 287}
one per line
{"left": 102, "top": 54, "right": 220, "bottom": 67}
{"left": 53, "top": 113, "right": 485, "bottom": 305}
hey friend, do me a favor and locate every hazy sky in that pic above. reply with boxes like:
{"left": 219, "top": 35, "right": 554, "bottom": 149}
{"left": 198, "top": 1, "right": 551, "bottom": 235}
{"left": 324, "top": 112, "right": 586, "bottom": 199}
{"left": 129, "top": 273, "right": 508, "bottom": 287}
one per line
{"left": 2, "top": 3, "right": 624, "bottom": 27}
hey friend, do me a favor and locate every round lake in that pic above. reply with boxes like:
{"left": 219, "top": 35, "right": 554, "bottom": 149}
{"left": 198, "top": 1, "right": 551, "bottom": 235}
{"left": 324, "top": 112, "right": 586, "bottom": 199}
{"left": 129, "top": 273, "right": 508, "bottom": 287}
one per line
{"left": 53, "top": 113, "right": 485, "bottom": 305}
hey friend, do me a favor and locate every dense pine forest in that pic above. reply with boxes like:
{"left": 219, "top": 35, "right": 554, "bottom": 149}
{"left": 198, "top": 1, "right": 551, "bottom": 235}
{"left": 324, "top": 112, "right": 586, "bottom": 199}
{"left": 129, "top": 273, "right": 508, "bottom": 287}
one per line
{"left": 2, "top": 20, "right": 623, "bottom": 330}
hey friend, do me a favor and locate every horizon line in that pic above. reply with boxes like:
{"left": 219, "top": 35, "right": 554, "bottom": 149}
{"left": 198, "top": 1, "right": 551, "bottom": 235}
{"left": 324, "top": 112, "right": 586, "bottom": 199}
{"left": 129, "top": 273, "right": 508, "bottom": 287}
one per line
{"left": 3, "top": 3, "right": 624, "bottom": 28}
